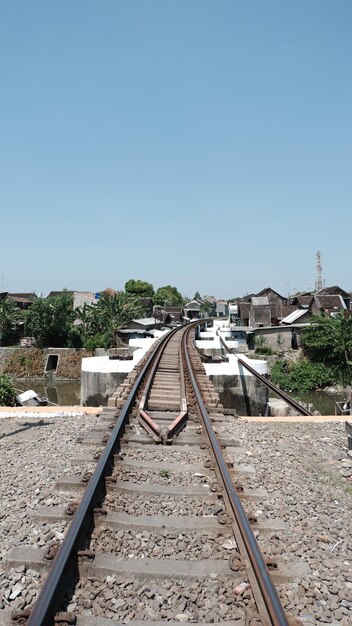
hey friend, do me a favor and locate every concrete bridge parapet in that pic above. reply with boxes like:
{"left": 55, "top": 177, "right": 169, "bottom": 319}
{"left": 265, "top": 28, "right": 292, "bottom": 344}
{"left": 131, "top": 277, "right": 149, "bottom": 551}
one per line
{"left": 80, "top": 331, "right": 169, "bottom": 406}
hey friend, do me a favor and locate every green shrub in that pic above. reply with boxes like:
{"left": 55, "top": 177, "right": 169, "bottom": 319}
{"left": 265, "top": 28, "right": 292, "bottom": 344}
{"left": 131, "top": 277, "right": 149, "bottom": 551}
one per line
{"left": 83, "top": 333, "right": 112, "bottom": 350}
{"left": 270, "top": 359, "right": 336, "bottom": 392}
{"left": 67, "top": 327, "right": 83, "bottom": 348}
{"left": 255, "top": 345, "right": 273, "bottom": 355}
{"left": 301, "top": 314, "right": 352, "bottom": 385}
{"left": 254, "top": 335, "right": 273, "bottom": 355}
{"left": 0, "top": 374, "right": 16, "bottom": 406}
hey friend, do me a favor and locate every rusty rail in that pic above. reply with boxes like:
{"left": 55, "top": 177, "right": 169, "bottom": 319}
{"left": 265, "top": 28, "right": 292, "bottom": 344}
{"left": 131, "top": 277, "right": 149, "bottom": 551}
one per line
{"left": 184, "top": 326, "right": 289, "bottom": 626}
{"left": 25, "top": 325, "right": 184, "bottom": 625}
{"left": 138, "top": 325, "right": 188, "bottom": 443}
{"left": 24, "top": 319, "right": 289, "bottom": 625}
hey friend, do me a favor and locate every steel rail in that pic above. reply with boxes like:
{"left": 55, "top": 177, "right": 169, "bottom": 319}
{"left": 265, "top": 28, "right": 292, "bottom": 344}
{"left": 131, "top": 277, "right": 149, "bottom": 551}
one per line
{"left": 219, "top": 335, "right": 312, "bottom": 416}
{"left": 183, "top": 325, "right": 289, "bottom": 626}
{"left": 25, "top": 324, "right": 188, "bottom": 626}
{"left": 137, "top": 326, "right": 188, "bottom": 441}
{"left": 164, "top": 334, "right": 188, "bottom": 441}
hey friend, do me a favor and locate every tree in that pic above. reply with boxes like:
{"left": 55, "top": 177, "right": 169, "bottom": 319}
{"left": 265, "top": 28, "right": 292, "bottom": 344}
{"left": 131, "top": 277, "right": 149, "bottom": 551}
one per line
{"left": 92, "top": 291, "right": 143, "bottom": 346}
{"left": 74, "top": 302, "right": 97, "bottom": 342}
{"left": 0, "top": 298, "right": 22, "bottom": 346}
{"left": 25, "top": 292, "right": 75, "bottom": 347}
{"left": 199, "top": 301, "right": 213, "bottom": 317}
{"left": 125, "top": 279, "right": 154, "bottom": 298}
{"left": 154, "top": 285, "right": 184, "bottom": 306}
{"left": 194, "top": 291, "right": 201, "bottom": 301}
{"left": 0, "top": 374, "right": 16, "bottom": 406}
{"left": 301, "top": 313, "right": 352, "bottom": 384}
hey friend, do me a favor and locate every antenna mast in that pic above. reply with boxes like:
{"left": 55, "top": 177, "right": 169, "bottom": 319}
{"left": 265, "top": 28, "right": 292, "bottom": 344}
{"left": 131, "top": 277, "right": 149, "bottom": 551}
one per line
{"left": 315, "top": 250, "right": 323, "bottom": 291}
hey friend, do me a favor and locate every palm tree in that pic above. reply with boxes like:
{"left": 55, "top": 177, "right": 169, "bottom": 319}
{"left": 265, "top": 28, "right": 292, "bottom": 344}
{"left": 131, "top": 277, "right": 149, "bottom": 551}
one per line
{"left": 74, "top": 302, "right": 97, "bottom": 341}
{"left": 95, "top": 291, "right": 143, "bottom": 346}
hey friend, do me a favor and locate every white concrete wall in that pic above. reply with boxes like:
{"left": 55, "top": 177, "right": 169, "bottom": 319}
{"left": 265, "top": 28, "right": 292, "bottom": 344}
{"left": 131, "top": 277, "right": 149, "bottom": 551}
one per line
{"left": 204, "top": 353, "right": 268, "bottom": 377}
{"left": 81, "top": 329, "right": 169, "bottom": 374}
{"left": 196, "top": 320, "right": 268, "bottom": 378}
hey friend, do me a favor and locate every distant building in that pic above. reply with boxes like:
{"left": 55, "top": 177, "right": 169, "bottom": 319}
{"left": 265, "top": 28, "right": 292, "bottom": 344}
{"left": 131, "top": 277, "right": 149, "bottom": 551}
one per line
{"left": 121, "top": 317, "right": 161, "bottom": 331}
{"left": 280, "top": 309, "right": 312, "bottom": 325}
{"left": 47, "top": 291, "right": 96, "bottom": 309}
{"left": 216, "top": 300, "right": 229, "bottom": 317}
{"left": 1, "top": 292, "right": 36, "bottom": 309}
{"left": 183, "top": 300, "right": 202, "bottom": 320}
{"left": 314, "top": 286, "right": 350, "bottom": 311}
{"left": 153, "top": 306, "right": 183, "bottom": 324}
{"left": 238, "top": 301, "right": 250, "bottom": 326}
{"left": 256, "top": 287, "right": 287, "bottom": 324}
{"left": 249, "top": 297, "right": 271, "bottom": 327}
{"left": 311, "top": 294, "right": 348, "bottom": 317}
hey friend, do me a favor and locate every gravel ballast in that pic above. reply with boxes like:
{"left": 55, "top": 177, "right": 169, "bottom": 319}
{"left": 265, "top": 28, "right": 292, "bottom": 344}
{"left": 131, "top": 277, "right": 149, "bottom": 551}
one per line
{"left": 0, "top": 412, "right": 101, "bottom": 615}
{"left": 1, "top": 411, "right": 351, "bottom": 624}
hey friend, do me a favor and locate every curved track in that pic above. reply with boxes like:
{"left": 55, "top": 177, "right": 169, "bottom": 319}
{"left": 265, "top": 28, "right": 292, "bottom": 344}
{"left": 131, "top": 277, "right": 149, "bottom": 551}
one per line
{"left": 12, "top": 322, "right": 290, "bottom": 626}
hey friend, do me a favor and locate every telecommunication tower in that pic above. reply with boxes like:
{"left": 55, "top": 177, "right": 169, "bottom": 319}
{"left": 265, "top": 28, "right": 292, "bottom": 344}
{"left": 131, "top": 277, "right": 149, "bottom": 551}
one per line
{"left": 315, "top": 250, "right": 323, "bottom": 292}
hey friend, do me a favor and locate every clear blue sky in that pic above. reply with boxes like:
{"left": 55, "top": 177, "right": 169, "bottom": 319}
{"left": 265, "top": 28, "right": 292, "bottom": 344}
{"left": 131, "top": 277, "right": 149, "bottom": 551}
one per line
{"left": 1, "top": 1, "right": 351, "bottom": 299}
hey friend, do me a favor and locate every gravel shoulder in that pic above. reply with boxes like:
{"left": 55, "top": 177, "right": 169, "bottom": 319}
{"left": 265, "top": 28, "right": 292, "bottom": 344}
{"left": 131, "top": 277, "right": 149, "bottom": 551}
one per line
{"left": 0, "top": 411, "right": 101, "bottom": 617}
{"left": 0, "top": 411, "right": 351, "bottom": 625}
{"left": 225, "top": 417, "right": 352, "bottom": 625}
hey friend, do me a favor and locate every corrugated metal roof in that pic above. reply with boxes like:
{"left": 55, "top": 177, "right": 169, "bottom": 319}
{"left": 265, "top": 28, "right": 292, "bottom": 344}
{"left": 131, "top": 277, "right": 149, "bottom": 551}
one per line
{"left": 132, "top": 317, "right": 160, "bottom": 326}
{"left": 280, "top": 309, "right": 310, "bottom": 324}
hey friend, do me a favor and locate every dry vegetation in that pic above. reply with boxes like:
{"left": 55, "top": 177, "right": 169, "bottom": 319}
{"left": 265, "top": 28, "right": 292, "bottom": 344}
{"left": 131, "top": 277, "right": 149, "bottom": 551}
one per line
{"left": 3, "top": 349, "right": 45, "bottom": 378}
{"left": 2, "top": 348, "right": 93, "bottom": 379}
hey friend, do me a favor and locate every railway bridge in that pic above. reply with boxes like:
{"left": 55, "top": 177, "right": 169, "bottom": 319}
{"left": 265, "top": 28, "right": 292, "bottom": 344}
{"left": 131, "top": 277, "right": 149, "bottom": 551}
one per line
{"left": 3, "top": 320, "right": 312, "bottom": 626}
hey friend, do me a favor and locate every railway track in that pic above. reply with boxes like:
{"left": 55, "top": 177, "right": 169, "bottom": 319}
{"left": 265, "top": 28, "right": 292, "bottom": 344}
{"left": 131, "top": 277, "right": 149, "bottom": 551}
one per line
{"left": 8, "top": 322, "right": 296, "bottom": 626}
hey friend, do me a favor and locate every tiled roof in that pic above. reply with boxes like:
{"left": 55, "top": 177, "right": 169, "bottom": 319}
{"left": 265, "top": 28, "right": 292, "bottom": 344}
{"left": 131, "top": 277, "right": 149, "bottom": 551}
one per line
{"left": 47, "top": 291, "right": 74, "bottom": 298}
{"left": 257, "top": 287, "right": 285, "bottom": 300}
{"left": 316, "top": 285, "right": 349, "bottom": 297}
{"left": 8, "top": 292, "right": 36, "bottom": 299}
{"left": 314, "top": 295, "right": 346, "bottom": 310}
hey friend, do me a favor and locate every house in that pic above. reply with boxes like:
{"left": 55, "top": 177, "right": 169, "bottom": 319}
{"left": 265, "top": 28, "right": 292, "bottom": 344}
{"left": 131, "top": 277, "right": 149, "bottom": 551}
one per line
{"left": 229, "top": 303, "right": 240, "bottom": 325}
{"left": 72, "top": 292, "right": 97, "bottom": 309}
{"left": 183, "top": 300, "right": 202, "bottom": 320}
{"left": 47, "top": 290, "right": 74, "bottom": 298}
{"left": 121, "top": 317, "right": 161, "bottom": 331}
{"left": 289, "top": 295, "right": 314, "bottom": 309}
{"left": 315, "top": 286, "right": 350, "bottom": 310}
{"left": 249, "top": 297, "right": 271, "bottom": 327}
{"left": 236, "top": 288, "right": 288, "bottom": 327}
{"left": 2, "top": 292, "right": 36, "bottom": 309}
{"left": 47, "top": 291, "right": 96, "bottom": 309}
{"left": 237, "top": 301, "right": 250, "bottom": 326}
{"left": 280, "top": 308, "right": 312, "bottom": 325}
{"left": 311, "top": 294, "right": 348, "bottom": 317}
{"left": 153, "top": 306, "right": 183, "bottom": 324}
{"left": 256, "top": 287, "right": 287, "bottom": 324}
{"left": 216, "top": 300, "right": 229, "bottom": 317}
